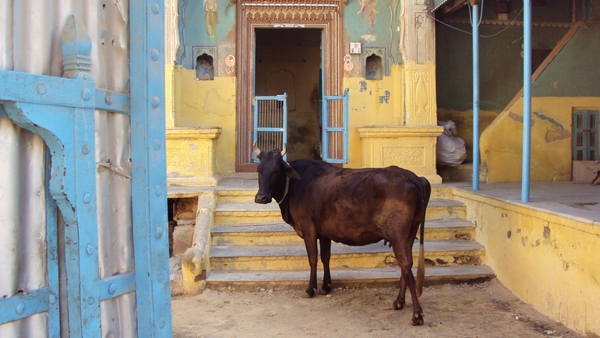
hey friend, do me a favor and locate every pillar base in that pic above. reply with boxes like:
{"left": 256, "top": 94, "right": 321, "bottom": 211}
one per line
{"left": 358, "top": 125, "right": 443, "bottom": 184}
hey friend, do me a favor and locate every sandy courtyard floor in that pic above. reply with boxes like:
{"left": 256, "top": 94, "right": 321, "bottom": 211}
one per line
{"left": 171, "top": 280, "right": 581, "bottom": 338}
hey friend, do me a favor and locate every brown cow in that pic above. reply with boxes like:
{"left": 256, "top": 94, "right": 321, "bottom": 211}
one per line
{"left": 253, "top": 143, "right": 431, "bottom": 325}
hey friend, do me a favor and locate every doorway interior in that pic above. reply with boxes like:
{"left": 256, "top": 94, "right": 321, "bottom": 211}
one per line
{"left": 254, "top": 28, "right": 322, "bottom": 162}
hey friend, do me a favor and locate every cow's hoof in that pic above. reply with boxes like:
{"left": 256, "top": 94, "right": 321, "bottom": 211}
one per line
{"left": 303, "top": 288, "right": 316, "bottom": 298}
{"left": 391, "top": 300, "right": 404, "bottom": 310}
{"left": 410, "top": 314, "right": 424, "bottom": 326}
{"left": 318, "top": 285, "right": 331, "bottom": 295}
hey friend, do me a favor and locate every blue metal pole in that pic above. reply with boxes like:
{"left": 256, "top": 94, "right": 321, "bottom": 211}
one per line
{"left": 522, "top": 0, "right": 532, "bottom": 202}
{"left": 472, "top": 3, "right": 480, "bottom": 190}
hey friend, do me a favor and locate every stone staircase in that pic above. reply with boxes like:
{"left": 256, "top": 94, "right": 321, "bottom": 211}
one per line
{"left": 205, "top": 185, "right": 495, "bottom": 292}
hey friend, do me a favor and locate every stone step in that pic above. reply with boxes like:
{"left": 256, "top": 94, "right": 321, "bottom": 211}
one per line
{"left": 211, "top": 219, "right": 476, "bottom": 246}
{"left": 209, "top": 240, "right": 484, "bottom": 272}
{"left": 437, "top": 163, "right": 475, "bottom": 183}
{"left": 215, "top": 184, "right": 453, "bottom": 203}
{"left": 216, "top": 188, "right": 258, "bottom": 203}
{"left": 205, "top": 265, "right": 495, "bottom": 292}
{"left": 213, "top": 199, "right": 466, "bottom": 225}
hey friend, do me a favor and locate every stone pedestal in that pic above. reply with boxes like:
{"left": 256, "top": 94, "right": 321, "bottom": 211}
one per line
{"left": 166, "top": 127, "right": 221, "bottom": 186}
{"left": 358, "top": 126, "right": 443, "bottom": 184}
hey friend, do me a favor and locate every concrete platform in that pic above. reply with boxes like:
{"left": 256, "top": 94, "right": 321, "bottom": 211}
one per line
{"left": 450, "top": 181, "right": 600, "bottom": 224}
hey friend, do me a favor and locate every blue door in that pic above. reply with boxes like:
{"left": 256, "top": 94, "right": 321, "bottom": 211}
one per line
{"left": 0, "top": 1, "right": 171, "bottom": 337}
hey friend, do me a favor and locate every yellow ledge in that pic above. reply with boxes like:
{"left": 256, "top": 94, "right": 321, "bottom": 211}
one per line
{"left": 166, "top": 127, "right": 222, "bottom": 187}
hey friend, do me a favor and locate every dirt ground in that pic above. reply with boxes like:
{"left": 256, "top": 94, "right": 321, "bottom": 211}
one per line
{"left": 171, "top": 279, "right": 582, "bottom": 338}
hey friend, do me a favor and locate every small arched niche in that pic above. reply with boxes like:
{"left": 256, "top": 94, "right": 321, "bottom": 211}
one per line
{"left": 365, "top": 54, "right": 382, "bottom": 80}
{"left": 196, "top": 53, "right": 215, "bottom": 80}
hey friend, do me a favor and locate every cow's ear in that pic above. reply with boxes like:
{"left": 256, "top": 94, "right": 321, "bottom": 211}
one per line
{"left": 283, "top": 162, "right": 301, "bottom": 180}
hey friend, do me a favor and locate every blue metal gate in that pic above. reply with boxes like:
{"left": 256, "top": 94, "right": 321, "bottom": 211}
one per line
{"left": 253, "top": 93, "right": 288, "bottom": 161}
{"left": 0, "top": 1, "right": 171, "bottom": 337}
{"left": 253, "top": 90, "right": 349, "bottom": 163}
{"left": 322, "top": 88, "right": 349, "bottom": 163}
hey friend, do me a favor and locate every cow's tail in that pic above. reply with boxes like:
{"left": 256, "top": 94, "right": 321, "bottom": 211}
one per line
{"left": 416, "top": 177, "right": 431, "bottom": 298}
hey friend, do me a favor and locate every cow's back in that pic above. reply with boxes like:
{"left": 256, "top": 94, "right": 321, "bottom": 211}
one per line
{"left": 285, "top": 160, "right": 425, "bottom": 246}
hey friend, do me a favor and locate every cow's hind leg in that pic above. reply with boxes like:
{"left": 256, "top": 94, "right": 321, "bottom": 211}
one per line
{"left": 319, "top": 237, "right": 332, "bottom": 295}
{"left": 302, "top": 234, "right": 319, "bottom": 298}
{"left": 393, "top": 272, "right": 407, "bottom": 310}
{"left": 390, "top": 241, "right": 424, "bottom": 326}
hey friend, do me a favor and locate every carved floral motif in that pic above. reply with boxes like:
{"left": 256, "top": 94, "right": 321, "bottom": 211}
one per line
{"left": 382, "top": 146, "right": 425, "bottom": 167}
{"left": 242, "top": 0, "right": 342, "bottom": 20}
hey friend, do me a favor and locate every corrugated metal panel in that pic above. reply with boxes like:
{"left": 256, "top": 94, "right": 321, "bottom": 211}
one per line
{"left": 0, "top": 0, "right": 134, "bottom": 336}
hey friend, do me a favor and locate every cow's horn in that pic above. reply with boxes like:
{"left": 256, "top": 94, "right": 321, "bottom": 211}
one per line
{"left": 280, "top": 143, "right": 287, "bottom": 157}
{"left": 253, "top": 141, "right": 261, "bottom": 156}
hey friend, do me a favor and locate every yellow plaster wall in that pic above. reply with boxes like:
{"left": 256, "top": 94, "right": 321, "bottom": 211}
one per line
{"left": 453, "top": 188, "right": 600, "bottom": 336}
{"left": 343, "top": 65, "right": 404, "bottom": 168}
{"left": 480, "top": 97, "right": 600, "bottom": 183}
{"left": 168, "top": 63, "right": 439, "bottom": 175}
{"left": 172, "top": 66, "right": 237, "bottom": 174}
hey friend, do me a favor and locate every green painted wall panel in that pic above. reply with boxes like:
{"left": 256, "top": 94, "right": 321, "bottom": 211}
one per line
{"left": 436, "top": 2, "right": 571, "bottom": 112}
{"left": 533, "top": 24, "right": 600, "bottom": 97}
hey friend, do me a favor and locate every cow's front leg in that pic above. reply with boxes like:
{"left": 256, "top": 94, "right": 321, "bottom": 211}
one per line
{"left": 319, "top": 237, "right": 332, "bottom": 295}
{"left": 302, "top": 235, "right": 319, "bottom": 298}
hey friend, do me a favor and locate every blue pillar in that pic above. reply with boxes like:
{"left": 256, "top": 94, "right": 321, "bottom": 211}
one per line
{"left": 472, "top": 3, "right": 480, "bottom": 190}
{"left": 522, "top": 0, "right": 532, "bottom": 202}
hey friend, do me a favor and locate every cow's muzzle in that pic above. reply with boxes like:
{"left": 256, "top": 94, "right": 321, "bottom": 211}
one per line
{"left": 254, "top": 193, "right": 272, "bottom": 204}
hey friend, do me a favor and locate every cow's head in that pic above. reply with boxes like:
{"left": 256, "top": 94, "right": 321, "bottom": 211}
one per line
{"left": 254, "top": 142, "right": 301, "bottom": 204}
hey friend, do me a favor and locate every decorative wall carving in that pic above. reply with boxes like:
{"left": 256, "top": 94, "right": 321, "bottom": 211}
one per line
{"left": 357, "top": 126, "right": 443, "bottom": 183}
{"left": 241, "top": 0, "right": 342, "bottom": 20}
{"left": 382, "top": 146, "right": 425, "bottom": 167}
{"left": 404, "top": 64, "right": 436, "bottom": 125}
{"left": 414, "top": 71, "right": 429, "bottom": 117}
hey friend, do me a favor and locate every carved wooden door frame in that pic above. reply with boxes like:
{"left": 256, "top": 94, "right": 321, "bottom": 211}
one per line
{"left": 235, "top": 0, "right": 345, "bottom": 171}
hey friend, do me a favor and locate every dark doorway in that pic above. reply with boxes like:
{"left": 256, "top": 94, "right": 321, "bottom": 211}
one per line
{"left": 254, "top": 28, "right": 322, "bottom": 161}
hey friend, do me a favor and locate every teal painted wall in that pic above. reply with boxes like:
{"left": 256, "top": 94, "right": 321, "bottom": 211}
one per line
{"left": 176, "top": 0, "right": 236, "bottom": 69}
{"left": 176, "top": 0, "right": 403, "bottom": 71}
{"left": 343, "top": 0, "right": 402, "bottom": 65}
{"left": 533, "top": 24, "right": 600, "bottom": 97}
{"left": 436, "top": 1, "right": 571, "bottom": 112}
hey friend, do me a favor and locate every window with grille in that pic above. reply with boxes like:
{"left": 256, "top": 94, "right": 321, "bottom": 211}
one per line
{"left": 572, "top": 110, "right": 599, "bottom": 161}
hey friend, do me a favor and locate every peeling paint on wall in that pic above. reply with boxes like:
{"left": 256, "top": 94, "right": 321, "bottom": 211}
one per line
{"left": 508, "top": 111, "right": 536, "bottom": 126}
{"left": 545, "top": 126, "right": 571, "bottom": 142}
{"left": 533, "top": 111, "right": 571, "bottom": 142}
{"left": 533, "top": 111, "right": 564, "bottom": 128}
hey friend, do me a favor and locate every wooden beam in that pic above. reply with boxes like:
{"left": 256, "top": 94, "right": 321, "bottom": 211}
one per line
{"left": 435, "top": 0, "right": 470, "bottom": 19}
